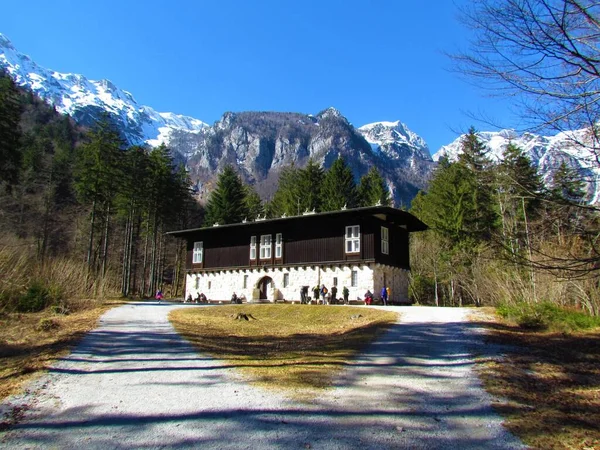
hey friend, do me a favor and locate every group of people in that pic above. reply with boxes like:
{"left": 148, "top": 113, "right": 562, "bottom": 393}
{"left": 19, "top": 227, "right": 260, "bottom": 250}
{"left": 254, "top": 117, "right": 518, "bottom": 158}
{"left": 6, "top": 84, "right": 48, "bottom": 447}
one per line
{"left": 185, "top": 292, "right": 208, "bottom": 303}
{"left": 364, "top": 285, "right": 391, "bottom": 305}
{"left": 181, "top": 285, "right": 392, "bottom": 305}
{"left": 301, "top": 284, "right": 350, "bottom": 304}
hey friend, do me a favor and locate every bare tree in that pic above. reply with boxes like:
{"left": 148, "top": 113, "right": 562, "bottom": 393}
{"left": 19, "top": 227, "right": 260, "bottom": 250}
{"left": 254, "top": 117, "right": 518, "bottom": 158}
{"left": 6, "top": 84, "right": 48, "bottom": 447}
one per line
{"left": 453, "top": 1, "right": 600, "bottom": 160}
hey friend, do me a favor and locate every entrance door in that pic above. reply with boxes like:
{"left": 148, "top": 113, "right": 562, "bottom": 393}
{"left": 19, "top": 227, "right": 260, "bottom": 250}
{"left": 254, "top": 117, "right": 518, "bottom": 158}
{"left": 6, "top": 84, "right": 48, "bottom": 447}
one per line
{"left": 257, "top": 276, "right": 273, "bottom": 300}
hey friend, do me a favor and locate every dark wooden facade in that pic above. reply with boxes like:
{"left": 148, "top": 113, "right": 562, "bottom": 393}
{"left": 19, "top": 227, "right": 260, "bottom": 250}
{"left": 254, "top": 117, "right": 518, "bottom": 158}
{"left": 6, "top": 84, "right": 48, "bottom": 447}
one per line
{"left": 169, "top": 206, "right": 426, "bottom": 272}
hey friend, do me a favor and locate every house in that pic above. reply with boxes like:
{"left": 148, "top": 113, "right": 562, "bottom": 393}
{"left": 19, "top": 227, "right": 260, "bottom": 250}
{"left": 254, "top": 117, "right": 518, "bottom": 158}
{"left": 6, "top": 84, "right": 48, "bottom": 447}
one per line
{"left": 167, "top": 206, "right": 427, "bottom": 304}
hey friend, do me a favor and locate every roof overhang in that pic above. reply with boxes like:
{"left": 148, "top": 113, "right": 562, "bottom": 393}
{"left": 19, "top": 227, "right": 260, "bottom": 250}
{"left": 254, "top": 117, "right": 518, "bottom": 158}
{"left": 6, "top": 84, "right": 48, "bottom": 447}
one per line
{"left": 167, "top": 206, "right": 428, "bottom": 238}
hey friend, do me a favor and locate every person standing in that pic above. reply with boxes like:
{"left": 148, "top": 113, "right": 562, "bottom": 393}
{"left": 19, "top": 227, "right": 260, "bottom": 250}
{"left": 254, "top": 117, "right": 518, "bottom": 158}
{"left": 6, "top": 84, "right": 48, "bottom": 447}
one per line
{"left": 342, "top": 286, "right": 349, "bottom": 304}
{"left": 331, "top": 286, "right": 338, "bottom": 304}
{"left": 380, "top": 285, "right": 388, "bottom": 306}
{"left": 386, "top": 286, "right": 392, "bottom": 305}
{"left": 320, "top": 284, "right": 328, "bottom": 303}
{"left": 313, "top": 285, "right": 320, "bottom": 303}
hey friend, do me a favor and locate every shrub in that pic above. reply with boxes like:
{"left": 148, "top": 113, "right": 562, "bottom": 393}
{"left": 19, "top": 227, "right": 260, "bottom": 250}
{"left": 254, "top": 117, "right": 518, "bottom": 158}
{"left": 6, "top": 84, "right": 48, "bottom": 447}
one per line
{"left": 497, "top": 301, "right": 600, "bottom": 332}
{"left": 17, "top": 282, "right": 51, "bottom": 312}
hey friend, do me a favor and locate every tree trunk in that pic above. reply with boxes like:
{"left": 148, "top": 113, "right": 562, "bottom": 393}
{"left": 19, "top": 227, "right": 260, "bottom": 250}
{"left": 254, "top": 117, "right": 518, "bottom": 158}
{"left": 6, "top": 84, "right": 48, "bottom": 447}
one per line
{"left": 101, "top": 203, "right": 111, "bottom": 278}
{"left": 131, "top": 216, "right": 141, "bottom": 296}
{"left": 87, "top": 198, "right": 97, "bottom": 267}
{"left": 140, "top": 218, "right": 150, "bottom": 297}
{"left": 121, "top": 211, "right": 131, "bottom": 296}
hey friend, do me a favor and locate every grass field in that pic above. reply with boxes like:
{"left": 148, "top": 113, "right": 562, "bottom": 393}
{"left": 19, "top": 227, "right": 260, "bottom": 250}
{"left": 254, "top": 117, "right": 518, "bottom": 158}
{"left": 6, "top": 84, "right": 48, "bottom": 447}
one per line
{"left": 471, "top": 309, "right": 600, "bottom": 450}
{"left": 169, "top": 304, "right": 398, "bottom": 398}
{"left": 0, "top": 300, "right": 124, "bottom": 402}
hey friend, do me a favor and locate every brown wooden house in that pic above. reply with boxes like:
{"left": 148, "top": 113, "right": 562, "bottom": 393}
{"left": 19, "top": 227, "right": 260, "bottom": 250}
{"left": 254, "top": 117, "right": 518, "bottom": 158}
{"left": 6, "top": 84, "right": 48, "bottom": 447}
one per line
{"left": 168, "top": 206, "right": 427, "bottom": 303}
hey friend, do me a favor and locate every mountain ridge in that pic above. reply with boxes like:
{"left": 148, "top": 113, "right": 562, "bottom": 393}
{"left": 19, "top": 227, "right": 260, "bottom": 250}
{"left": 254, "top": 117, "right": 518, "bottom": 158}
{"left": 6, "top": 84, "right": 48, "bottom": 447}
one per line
{"left": 0, "top": 32, "right": 434, "bottom": 205}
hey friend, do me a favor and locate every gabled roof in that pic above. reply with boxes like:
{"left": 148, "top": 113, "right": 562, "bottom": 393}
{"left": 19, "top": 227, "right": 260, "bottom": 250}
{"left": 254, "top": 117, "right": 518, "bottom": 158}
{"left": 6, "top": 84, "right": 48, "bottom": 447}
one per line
{"left": 167, "top": 206, "right": 427, "bottom": 237}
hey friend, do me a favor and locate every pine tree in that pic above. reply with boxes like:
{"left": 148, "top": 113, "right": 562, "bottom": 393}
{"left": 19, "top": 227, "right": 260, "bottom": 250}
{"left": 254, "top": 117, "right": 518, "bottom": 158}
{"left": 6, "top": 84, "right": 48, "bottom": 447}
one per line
{"left": 357, "top": 166, "right": 391, "bottom": 207}
{"left": 74, "top": 116, "right": 125, "bottom": 270}
{"left": 204, "top": 165, "right": 248, "bottom": 225}
{"left": 550, "top": 161, "right": 586, "bottom": 204}
{"left": 0, "top": 73, "right": 22, "bottom": 186}
{"left": 320, "top": 157, "right": 356, "bottom": 211}
{"left": 244, "top": 185, "right": 263, "bottom": 220}
{"left": 268, "top": 160, "right": 324, "bottom": 217}
{"left": 457, "top": 127, "right": 497, "bottom": 242}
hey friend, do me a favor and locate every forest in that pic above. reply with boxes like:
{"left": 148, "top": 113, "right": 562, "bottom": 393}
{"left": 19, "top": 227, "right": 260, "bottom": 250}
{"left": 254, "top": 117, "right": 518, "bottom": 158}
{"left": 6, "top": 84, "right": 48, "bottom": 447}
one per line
{"left": 0, "top": 71, "right": 202, "bottom": 311}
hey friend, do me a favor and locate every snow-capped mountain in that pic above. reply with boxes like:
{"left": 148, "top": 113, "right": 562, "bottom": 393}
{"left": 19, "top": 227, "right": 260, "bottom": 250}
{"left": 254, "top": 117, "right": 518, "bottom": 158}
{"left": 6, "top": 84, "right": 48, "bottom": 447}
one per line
{"left": 0, "top": 33, "right": 208, "bottom": 147}
{"left": 170, "top": 109, "right": 435, "bottom": 205}
{"left": 435, "top": 129, "right": 600, "bottom": 203}
{"left": 0, "top": 33, "right": 437, "bottom": 205}
{"left": 358, "top": 121, "right": 431, "bottom": 168}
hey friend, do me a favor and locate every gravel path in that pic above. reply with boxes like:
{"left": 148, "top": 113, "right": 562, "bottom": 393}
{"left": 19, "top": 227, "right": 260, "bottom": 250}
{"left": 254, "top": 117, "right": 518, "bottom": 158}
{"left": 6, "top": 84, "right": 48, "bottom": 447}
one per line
{"left": 0, "top": 303, "right": 524, "bottom": 449}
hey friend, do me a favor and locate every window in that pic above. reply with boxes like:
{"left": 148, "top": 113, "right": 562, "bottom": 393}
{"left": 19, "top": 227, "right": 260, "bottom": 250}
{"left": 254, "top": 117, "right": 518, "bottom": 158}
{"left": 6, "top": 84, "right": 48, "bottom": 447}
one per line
{"left": 345, "top": 225, "right": 360, "bottom": 253}
{"left": 208, "top": 281, "right": 212, "bottom": 289}
{"left": 283, "top": 273, "right": 289, "bottom": 287}
{"left": 243, "top": 275, "right": 248, "bottom": 289}
{"left": 351, "top": 270, "right": 358, "bottom": 287}
{"left": 250, "top": 236, "right": 257, "bottom": 260}
{"left": 381, "top": 226, "right": 389, "bottom": 255}
{"left": 275, "top": 233, "right": 283, "bottom": 259}
{"left": 260, "top": 235, "right": 272, "bottom": 259}
{"left": 195, "top": 276, "right": 200, "bottom": 290}
{"left": 333, "top": 277, "right": 338, "bottom": 287}
{"left": 193, "top": 241, "right": 203, "bottom": 263}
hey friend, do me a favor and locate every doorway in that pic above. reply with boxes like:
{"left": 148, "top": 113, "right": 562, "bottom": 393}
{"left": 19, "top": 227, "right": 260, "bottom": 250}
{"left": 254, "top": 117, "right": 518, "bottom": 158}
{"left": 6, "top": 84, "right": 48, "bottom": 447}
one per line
{"left": 257, "top": 276, "right": 273, "bottom": 300}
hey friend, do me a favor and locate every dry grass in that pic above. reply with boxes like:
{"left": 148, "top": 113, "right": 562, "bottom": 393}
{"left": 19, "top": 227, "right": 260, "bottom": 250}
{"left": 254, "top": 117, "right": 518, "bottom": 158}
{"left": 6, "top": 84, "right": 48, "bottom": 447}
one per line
{"left": 471, "top": 309, "right": 600, "bottom": 450}
{"left": 0, "top": 299, "right": 125, "bottom": 402}
{"left": 170, "top": 304, "right": 398, "bottom": 398}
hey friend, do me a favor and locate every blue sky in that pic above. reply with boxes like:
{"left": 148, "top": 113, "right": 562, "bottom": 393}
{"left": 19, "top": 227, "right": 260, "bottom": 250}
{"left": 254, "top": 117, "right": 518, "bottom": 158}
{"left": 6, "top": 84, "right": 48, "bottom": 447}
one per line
{"left": 1, "top": 0, "right": 517, "bottom": 153}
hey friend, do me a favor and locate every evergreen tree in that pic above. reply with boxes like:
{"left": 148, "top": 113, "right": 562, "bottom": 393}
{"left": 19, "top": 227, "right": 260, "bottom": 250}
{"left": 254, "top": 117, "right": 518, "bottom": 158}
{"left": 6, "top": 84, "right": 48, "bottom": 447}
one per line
{"left": 410, "top": 160, "right": 475, "bottom": 246}
{"left": 0, "top": 73, "right": 22, "bottom": 186}
{"left": 268, "top": 160, "right": 324, "bottom": 217}
{"left": 297, "top": 159, "right": 324, "bottom": 213}
{"left": 204, "top": 165, "right": 248, "bottom": 225}
{"left": 550, "top": 161, "right": 586, "bottom": 204}
{"left": 457, "top": 127, "right": 497, "bottom": 242}
{"left": 244, "top": 185, "right": 263, "bottom": 220}
{"left": 74, "top": 117, "right": 125, "bottom": 269}
{"left": 320, "top": 157, "right": 356, "bottom": 211}
{"left": 357, "top": 166, "right": 391, "bottom": 207}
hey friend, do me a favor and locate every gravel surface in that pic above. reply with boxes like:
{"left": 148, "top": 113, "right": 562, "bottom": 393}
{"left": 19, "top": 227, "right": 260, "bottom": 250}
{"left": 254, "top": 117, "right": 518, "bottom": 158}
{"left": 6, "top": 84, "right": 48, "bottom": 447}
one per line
{"left": 0, "top": 303, "right": 524, "bottom": 449}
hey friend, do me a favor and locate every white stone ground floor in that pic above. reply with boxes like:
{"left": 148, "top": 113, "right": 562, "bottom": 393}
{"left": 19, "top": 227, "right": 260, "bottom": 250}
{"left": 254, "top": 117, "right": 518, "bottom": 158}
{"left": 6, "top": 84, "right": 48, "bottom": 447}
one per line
{"left": 185, "top": 264, "right": 410, "bottom": 304}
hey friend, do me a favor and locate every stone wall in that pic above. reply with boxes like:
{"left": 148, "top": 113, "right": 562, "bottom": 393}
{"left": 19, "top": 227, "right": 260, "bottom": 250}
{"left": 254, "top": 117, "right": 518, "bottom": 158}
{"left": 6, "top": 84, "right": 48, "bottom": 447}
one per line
{"left": 185, "top": 264, "right": 409, "bottom": 303}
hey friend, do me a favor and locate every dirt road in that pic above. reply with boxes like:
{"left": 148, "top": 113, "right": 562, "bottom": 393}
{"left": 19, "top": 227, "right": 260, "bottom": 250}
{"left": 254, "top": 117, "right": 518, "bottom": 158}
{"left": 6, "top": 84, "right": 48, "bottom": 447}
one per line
{"left": 0, "top": 303, "right": 523, "bottom": 449}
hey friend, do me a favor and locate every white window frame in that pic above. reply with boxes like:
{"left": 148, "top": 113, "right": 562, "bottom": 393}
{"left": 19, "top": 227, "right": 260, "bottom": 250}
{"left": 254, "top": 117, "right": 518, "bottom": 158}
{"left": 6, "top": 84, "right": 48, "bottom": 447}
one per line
{"left": 283, "top": 272, "right": 289, "bottom": 287}
{"left": 193, "top": 241, "right": 203, "bottom": 264}
{"left": 345, "top": 225, "right": 360, "bottom": 253}
{"left": 275, "top": 233, "right": 283, "bottom": 259}
{"left": 381, "top": 226, "right": 389, "bottom": 255}
{"left": 260, "top": 234, "right": 272, "bottom": 259}
{"left": 351, "top": 270, "right": 358, "bottom": 287}
{"left": 250, "top": 236, "right": 257, "bottom": 260}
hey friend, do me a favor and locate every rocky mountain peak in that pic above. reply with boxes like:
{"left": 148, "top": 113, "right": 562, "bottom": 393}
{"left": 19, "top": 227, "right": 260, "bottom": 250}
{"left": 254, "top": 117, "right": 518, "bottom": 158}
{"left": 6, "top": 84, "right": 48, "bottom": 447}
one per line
{"left": 316, "top": 106, "right": 346, "bottom": 122}
{"left": 0, "top": 33, "right": 14, "bottom": 50}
